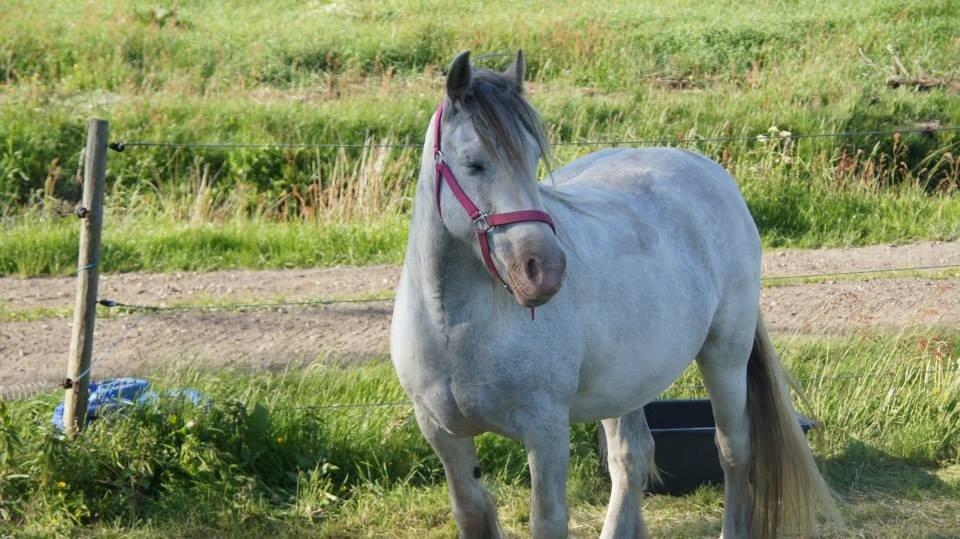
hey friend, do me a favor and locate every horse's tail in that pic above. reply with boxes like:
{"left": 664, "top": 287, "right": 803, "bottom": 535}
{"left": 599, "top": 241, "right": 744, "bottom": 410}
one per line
{"left": 747, "top": 312, "right": 841, "bottom": 538}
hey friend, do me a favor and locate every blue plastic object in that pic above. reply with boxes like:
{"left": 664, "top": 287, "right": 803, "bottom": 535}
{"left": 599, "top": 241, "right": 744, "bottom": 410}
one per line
{"left": 52, "top": 378, "right": 205, "bottom": 431}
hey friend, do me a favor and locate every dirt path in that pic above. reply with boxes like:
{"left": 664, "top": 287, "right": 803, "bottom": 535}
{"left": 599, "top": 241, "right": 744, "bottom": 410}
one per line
{"left": 1, "top": 241, "right": 958, "bottom": 395}
{"left": 4, "top": 241, "right": 957, "bottom": 312}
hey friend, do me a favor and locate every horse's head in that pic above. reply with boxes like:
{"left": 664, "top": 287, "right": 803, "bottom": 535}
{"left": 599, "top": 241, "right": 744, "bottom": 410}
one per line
{"left": 434, "top": 50, "right": 566, "bottom": 308}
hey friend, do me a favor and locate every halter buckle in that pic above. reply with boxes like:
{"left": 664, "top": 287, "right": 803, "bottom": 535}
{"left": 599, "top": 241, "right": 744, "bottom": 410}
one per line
{"left": 473, "top": 212, "right": 490, "bottom": 232}
{"left": 434, "top": 150, "right": 444, "bottom": 165}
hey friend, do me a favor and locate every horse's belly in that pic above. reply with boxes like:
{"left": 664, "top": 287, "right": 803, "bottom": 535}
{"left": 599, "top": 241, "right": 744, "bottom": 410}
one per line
{"left": 568, "top": 310, "right": 711, "bottom": 423}
{"left": 568, "top": 359, "right": 687, "bottom": 422}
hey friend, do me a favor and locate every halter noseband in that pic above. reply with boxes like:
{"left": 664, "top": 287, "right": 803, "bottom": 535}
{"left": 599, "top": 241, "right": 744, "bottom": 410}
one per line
{"left": 433, "top": 101, "right": 557, "bottom": 304}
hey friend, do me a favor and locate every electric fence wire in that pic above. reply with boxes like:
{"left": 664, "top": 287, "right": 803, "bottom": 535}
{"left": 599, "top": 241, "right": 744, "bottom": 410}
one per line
{"left": 106, "top": 125, "right": 960, "bottom": 153}
{"left": 84, "top": 263, "right": 960, "bottom": 315}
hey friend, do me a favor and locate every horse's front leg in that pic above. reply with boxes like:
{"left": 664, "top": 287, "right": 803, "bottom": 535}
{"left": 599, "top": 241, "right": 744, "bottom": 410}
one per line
{"left": 522, "top": 409, "right": 571, "bottom": 539}
{"left": 413, "top": 406, "right": 501, "bottom": 539}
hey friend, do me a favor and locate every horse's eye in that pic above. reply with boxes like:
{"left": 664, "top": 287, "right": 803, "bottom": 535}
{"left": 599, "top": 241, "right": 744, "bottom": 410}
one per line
{"left": 466, "top": 161, "right": 486, "bottom": 175}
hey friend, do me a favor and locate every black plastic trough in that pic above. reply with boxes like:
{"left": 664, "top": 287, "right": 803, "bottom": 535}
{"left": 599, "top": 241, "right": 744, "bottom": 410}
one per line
{"left": 643, "top": 399, "right": 815, "bottom": 495}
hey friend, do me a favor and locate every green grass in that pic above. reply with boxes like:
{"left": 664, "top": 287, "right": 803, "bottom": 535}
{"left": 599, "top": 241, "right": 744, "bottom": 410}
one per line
{"left": 0, "top": 214, "right": 407, "bottom": 277}
{"left": 2, "top": 0, "right": 959, "bottom": 258}
{"left": 1, "top": 332, "right": 958, "bottom": 536}
{"left": 3, "top": 1, "right": 960, "bottom": 535}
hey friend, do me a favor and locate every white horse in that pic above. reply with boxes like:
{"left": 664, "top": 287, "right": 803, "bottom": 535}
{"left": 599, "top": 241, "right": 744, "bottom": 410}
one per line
{"left": 391, "top": 50, "right": 837, "bottom": 538}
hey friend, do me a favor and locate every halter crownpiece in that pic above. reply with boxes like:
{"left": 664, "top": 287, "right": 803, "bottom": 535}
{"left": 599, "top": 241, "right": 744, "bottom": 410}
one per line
{"left": 432, "top": 101, "right": 557, "bottom": 318}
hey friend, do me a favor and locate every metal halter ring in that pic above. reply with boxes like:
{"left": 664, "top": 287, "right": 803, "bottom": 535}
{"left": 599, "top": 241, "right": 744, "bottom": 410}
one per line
{"left": 473, "top": 212, "right": 490, "bottom": 232}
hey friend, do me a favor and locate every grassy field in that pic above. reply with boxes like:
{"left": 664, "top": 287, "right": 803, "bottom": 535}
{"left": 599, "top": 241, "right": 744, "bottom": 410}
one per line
{"left": 2, "top": 3, "right": 959, "bottom": 537}
{"left": 1, "top": 331, "right": 958, "bottom": 537}
{"left": 2, "top": 0, "right": 960, "bottom": 276}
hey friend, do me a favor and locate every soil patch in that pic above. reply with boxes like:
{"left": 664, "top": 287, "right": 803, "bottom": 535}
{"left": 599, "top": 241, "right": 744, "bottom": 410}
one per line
{"left": 1, "top": 241, "right": 957, "bottom": 396}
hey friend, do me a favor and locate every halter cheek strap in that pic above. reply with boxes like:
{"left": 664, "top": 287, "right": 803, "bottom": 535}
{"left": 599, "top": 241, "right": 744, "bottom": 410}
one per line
{"left": 433, "top": 102, "right": 557, "bottom": 304}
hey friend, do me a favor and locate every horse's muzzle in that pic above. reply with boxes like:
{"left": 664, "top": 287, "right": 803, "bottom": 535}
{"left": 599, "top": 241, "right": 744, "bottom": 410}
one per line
{"left": 510, "top": 250, "right": 566, "bottom": 307}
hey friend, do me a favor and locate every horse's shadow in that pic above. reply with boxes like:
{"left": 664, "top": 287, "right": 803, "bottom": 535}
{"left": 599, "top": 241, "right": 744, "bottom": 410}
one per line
{"left": 633, "top": 437, "right": 959, "bottom": 538}
{"left": 822, "top": 437, "right": 955, "bottom": 496}
{"left": 810, "top": 438, "right": 960, "bottom": 537}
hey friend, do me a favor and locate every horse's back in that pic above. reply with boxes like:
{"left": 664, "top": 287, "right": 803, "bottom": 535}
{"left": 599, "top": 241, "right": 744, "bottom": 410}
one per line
{"left": 546, "top": 147, "right": 760, "bottom": 275}
{"left": 552, "top": 147, "right": 737, "bottom": 200}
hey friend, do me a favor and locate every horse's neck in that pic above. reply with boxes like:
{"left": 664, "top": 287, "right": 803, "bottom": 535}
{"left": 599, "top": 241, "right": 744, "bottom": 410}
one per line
{"left": 404, "top": 174, "right": 451, "bottom": 302}
{"left": 402, "top": 155, "right": 485, "bottom": 324}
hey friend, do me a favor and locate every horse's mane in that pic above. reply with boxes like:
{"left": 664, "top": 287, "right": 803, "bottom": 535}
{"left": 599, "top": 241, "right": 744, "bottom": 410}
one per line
{"left": 454, "top": 69, "right": 553, "bottom": 170}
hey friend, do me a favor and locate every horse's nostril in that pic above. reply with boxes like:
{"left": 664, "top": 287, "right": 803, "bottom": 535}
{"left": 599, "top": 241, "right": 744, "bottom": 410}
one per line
{"left": 525, "top": 258, "right": 540, "bottom": 283}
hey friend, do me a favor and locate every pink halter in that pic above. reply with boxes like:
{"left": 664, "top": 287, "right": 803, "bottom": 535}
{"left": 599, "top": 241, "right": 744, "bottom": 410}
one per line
{"left": 433, "top": 101, "right": 557, "bottom": 300}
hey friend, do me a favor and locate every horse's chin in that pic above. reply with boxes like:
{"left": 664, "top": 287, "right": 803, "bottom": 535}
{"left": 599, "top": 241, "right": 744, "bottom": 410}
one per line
{"left": 514, "top": 293, "right": 553, "bottom": 309}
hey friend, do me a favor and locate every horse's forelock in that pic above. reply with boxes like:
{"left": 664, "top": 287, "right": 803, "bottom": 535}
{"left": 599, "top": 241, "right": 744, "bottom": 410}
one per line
{"left": 456, "top": 69, "right": 552, "bottom": 170}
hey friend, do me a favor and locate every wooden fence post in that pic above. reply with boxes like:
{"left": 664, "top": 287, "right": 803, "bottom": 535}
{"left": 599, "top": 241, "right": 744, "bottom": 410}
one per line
{"left": 63, "top": 119, "right": 108, "bottom": 438}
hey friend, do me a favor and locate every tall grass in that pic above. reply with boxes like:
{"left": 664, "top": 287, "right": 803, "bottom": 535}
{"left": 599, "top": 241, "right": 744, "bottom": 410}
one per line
{"left": 2, "top": 0, "right": 959, "bottom": 224}
{"left": 2, "top": 140, "right": 957, "bottom": 277}
{"left": 0, "top": 332, "right": 957, "bottom": 535}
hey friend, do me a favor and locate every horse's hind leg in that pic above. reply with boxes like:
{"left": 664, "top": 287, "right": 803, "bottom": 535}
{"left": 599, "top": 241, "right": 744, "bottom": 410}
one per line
{"left": 696, "top": 309, "right": 758, "bottom": 539}
{"left": 599, "top": 410, "right": 655, "bottom": 539}
{"left": 413, "top": 406, "right": 501, "bottom": 539}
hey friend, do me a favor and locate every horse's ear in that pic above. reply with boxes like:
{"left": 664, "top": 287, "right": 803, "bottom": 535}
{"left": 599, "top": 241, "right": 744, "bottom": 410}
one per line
{"left": 446, "top": 51, "right": 472, "bottom": 101}
{"left": 503, "top": 49, "right": 525, "bottom": 93}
